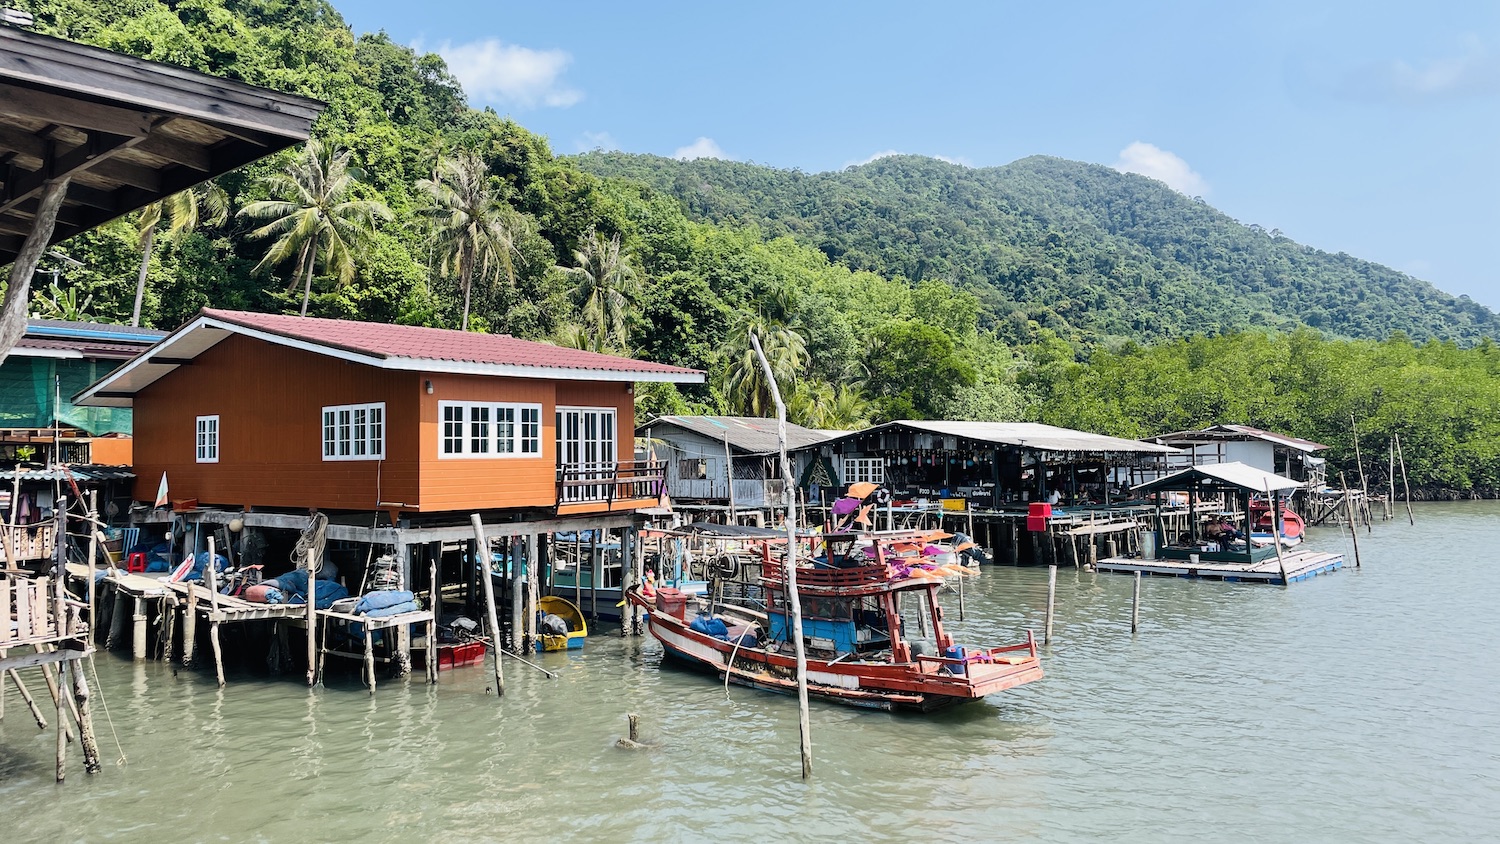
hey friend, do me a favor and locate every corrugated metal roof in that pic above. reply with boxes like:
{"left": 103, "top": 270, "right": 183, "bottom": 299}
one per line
{"left": 1132, "top": 461, "right": 1302, "bottom": 494}
{"left": 0, "top": 464, "right": 135, "bottom": 482}
{"left": 816, "top": 420, "right": 1177, "bottom": 455}
{"left": 1153, "top": 424, "right": 1328, "bottom": 453}
{"left": 646, "top": 416, "right": 837, "bottom": 454}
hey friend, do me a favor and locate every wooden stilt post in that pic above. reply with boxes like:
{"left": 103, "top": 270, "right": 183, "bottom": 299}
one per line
{"left": 1350, "top": 413, "right": 1372, "bottom": 532}
{"left": 526, "top": 533, "right": 541, "bottom": 646}
{"left": 469, "top": 514, "right": 505, "bottom": 698}
{"left": 182, "top": 581, "right": 198, "bottom": 668}
{"left": 70, "top": 657, "right": 101, "bottom": 774}
{"left": 1387, "top": 439, "right": 1396, "bottom": 520}
{"left": 1340, "top": 472, "right": 1363, "bottom": 569}
{"left": 363, "top": 626, "right": 376, "bottom": 694}
{"left": 55, "top": 659, "right": 67, "bottom": 782}
{"left": 106, "top": 583, "right": 127, "bottom": 652}
{"left": 1395, "top": 434, "right": 1415, "bottom": 525}
{"left": 206, "top": 536, "right": 226, "bottom": 686}
{"left": 1044, "top": 564, "right": 1056, "bottom": 644}
{"left": 84, "top": 492, "right": 98, "bottom": 641}
{"left": 1131, "top": 571, "right": 1142, "bottom": 633}
{"left": 131, "top": 595, "right": 147, "bottom": 661}
{"left": 426, "top": 552, "right": 439, "bottom": 684}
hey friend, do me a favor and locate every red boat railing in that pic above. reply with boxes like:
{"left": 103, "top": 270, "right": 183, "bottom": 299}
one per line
{"left": 914, "top": 631, "right": 1040, "bottom": 671}
{"left": 760, "top": 558, "right": 889, "bottom": 588}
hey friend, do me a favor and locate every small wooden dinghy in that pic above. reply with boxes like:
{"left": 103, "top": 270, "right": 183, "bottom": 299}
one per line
{"left": 536, "top": 595, "right": 587, "bottom": 652}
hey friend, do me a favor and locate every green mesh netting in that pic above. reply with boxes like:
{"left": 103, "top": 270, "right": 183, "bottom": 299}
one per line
{"left": 0, "top": 357, "right": 133, "bottom": 435}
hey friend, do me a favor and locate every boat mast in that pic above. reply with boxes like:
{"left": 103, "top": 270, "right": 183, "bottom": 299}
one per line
{"left": 750, "top": 332, "right": 813, "bottom": 780}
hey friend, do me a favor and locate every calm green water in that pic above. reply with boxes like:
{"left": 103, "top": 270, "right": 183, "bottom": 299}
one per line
{"left": 4, "top": 502, "right": 1499, "bottom": 842}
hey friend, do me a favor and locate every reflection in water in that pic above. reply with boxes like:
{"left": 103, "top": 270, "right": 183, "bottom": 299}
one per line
{"left": 3, "top": 501, "right": 1499, "bottom": 841}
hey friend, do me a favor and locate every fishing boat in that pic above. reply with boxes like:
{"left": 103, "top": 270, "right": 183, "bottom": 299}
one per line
{"left": 625, "top": 530, "right": 1041, "bottom": 712}
{"left": 535, "top": 595, "right": 587, "bottom": 652}
{"left": 1250, "top": 498, "right": 1305, "bottom": 546}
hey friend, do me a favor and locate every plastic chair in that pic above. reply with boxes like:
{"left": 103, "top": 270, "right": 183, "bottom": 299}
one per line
{"left": 126, "top": 552, "right": 148, "bottom": 574}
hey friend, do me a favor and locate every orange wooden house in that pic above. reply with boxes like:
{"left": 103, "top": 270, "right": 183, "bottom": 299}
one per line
{"left": 76, "top": 308, "right": 703, "bottom": 520}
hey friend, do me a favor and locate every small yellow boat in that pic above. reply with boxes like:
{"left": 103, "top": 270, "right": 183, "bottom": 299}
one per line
{"left": 536, "top": 595, "right": 588, "bottom": 652}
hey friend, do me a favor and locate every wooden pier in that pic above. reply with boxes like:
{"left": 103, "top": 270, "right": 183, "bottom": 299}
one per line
{"left": 1096, "top": 548, "right": 1345, "bottom": 585}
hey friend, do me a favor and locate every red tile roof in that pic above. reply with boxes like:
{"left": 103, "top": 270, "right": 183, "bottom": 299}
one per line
{"left": 202, "top": 309, "right": 701, "bottom": 377}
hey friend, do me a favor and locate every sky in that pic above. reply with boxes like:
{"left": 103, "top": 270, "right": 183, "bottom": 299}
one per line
{"left": 335, "top": 0, "right": 1500, "bottom": 310}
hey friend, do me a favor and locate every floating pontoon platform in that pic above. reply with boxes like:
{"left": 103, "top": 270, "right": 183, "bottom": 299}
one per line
{"left": 1095, "top": 549, "right": 1344, "bottom": 584}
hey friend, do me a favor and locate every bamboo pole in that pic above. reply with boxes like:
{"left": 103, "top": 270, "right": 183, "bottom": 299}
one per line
{"left": 751, "top": 332, "right": 812, "bottom": 780}
{"left": 8, "top": 667, "right": 48, "bottom": 729}
{"left": 1395, "top": 434, "right": 1415, "bottom": 525}
{"left": 724, "top": 433, "right": 737, "bottom": 523}
{"left": 1340, "top": 472, "right": 1363, "bottom": 568}
{"left": 1387, "top": 439, "right": 1396, "bottom": 521}
{"left": 1350, "top": 413, "right": 1371, "bottom": 532}
{"left": 469, "top": 514, "right": 505, "bottom": 698}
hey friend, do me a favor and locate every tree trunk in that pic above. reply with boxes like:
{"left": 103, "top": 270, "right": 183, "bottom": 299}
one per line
{"left": 0, "top": 179, "right": 71, "bottom": 363}
{"left": 460, "top": 254, "right": 473, "bottom": 331}
{"left": 299, "top": 241, "right": 318, "bottom": 317}
{"left": 131, "top": 225, "right": 156, "bottom": 328}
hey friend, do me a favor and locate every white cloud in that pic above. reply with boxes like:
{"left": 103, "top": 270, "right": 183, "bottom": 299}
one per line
{"left": 575, "top": 131, "right": 617, "bottom": 153}
{"left": 422, "top": 38, "right": 582, "bottom": 109}
{"left": 845, "top": 149, "right": 902, "bottom": 168}
{"left": 844, "top": 150, "right": 971, "bottom": 169}
{"left": 1111, "top": 142, "right": 1209, "bottom": 197}
{"left": 673, "top": 137, "right": 728, "bottom": 161}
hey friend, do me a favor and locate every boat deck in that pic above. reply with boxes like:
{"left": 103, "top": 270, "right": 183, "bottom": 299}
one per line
{"left": 1095, "top": 549, "right": 1344, "bottom": 584}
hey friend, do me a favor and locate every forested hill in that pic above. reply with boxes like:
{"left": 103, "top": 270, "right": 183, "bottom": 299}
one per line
{"left": 575, "top": 152, "right": 1500, "bottom": 345}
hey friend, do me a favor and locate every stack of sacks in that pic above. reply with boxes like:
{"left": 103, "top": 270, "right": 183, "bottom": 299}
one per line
{"left": 245, "top": 569, "right": 348, "bottom": 607}
{"left": 355, "top": 590, "right": 419, "bottom": 617}
{"left": 350, "top": 590, "right": 420, "bottom": 640}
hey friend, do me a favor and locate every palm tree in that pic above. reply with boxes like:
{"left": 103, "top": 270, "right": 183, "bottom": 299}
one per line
{"left": 789, "top": 380, "right": 872, "bottom": 430}
{"left": 239, "top": 139, "right": 392, "bottom": 316}
{"left": 419, "top": 151, "right": 524, "bottom": 330}
{"left": 723, "top": 314, "right": 809, "bottom": 417}
{"left": 132, "top": 181, "right": 229, "bottom": 326}
{"left": 558, "top": 229, "right": 638, "bottom": 352}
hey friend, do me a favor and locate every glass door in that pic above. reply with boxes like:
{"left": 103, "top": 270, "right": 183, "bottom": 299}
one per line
{"left": 556, "top": 407, "right": 616, "bottom": 502}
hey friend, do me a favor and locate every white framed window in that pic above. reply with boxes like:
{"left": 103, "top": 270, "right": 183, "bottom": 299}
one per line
{"left": 844, "top": 457, "right": 884, "bottom": 485}
{"left": 439, "top": 401, "right": 544, "bottom": 458}
{"left": 195, "top": 415, "right": 219, "bottom": 463}
{"left": 322, "top": 402, "right": 385, "bottom": 461}
{"left": 520, "top": 406, "right": 540, "bottom": 454}
{"left": 556, "top": 406, "right": 617, "bottom": 501}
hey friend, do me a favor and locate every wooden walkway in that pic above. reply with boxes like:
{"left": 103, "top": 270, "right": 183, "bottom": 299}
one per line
{"left": 1095, "top": 549, "right": 1345, "bottom": 585}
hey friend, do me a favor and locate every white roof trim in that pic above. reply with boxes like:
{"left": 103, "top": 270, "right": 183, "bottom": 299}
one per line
{"left": 76, "top": 314, "right": 702, "bottom": 407}
{"left": 9, "top": 346, "right": 82, "bottom": 359}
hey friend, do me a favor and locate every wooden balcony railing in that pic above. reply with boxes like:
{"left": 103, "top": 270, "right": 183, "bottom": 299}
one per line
{"left": 557, "top": 460, "right": 666, "bottom": 508}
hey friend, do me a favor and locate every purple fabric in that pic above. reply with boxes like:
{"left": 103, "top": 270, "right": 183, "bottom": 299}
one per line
{"left": 832, "top": 497, "right": 860, "bottom": 516}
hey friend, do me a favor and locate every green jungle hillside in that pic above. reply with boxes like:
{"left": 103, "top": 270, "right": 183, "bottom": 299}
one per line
{"left": 574, "top": 152, "right": 1500, "bottom": 345}
{"left": 6, "top": 0, "right": 1500, "bottom": 492}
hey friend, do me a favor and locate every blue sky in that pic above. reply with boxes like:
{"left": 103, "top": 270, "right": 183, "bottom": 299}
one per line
{"left": 336, "top": 0, "right": 1500, "bottom": 310}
